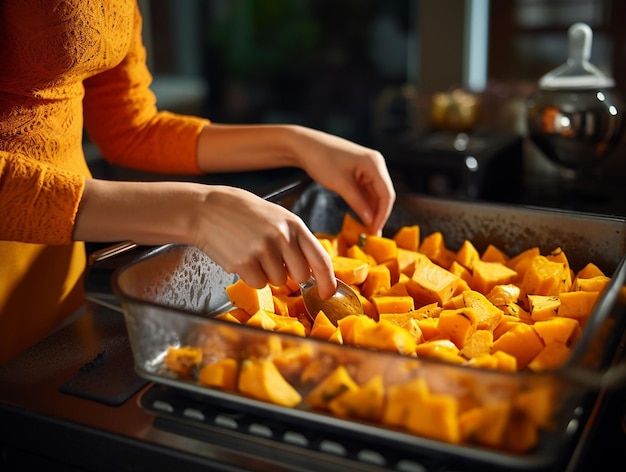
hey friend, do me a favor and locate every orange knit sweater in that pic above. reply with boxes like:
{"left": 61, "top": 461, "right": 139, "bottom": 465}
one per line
{"left": 0, "top": 0, "right": 210, "bottom": 362}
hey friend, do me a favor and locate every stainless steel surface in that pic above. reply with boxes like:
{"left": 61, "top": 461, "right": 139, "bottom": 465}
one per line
{"left": 300, "top": 276, "right": 364, "bottom": 325}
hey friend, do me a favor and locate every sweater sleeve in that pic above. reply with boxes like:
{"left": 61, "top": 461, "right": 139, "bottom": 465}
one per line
{"left": 0, "top": 151, "right": 85, "bottom": 244}
{"left": 82, "top": 2, "right": 209, "bottom": 175}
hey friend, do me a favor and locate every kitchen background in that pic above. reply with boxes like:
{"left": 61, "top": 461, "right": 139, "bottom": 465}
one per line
{"left": 92, "top": 0, "right": 626, "bottom": 212}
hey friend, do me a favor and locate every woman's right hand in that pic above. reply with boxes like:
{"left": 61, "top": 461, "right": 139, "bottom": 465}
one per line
{"left": 74, "top": 179, "right": 338, "bottom": 298}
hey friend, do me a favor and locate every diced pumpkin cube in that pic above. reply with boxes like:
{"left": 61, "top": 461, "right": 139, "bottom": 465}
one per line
{"left": 519, "top": 255, "right": 569, "bottom": 296}
{"left": 238, "top": 358, "right": 302, "bottom": 407}
{"left": 462, "top": 290, "right": 503, "bottom": 331}
{"left": 317, "top": 237, "right": 338, "bottom": 257}
{"left": 396, "top": 248, "right": 419, "bottom": 276}
{"left": 506, "top": 246, "right": 541, "bottom": 277}
{"left": 481, "top": 244, "right": 509, "bottom": 265}
{"left": 382, "top": 377, "right": 429, "bottom": 427}
{"left": 338, "top": 314, "right": 376, "bottom": 346}
{"left": 460, "top": 330, "right": 494, "bottom": 359}
{"left": 575, "top": 262, "right": 605, "bottom": 279}
{"left": 486, "top": 284, "right": 521, "bottom": 307}
{"left": 408, "top": 254, "right": 459, "bottom": 306}
{"left": 340, "top": 213, "right": 369, "bottom": 247}
{"left": 459, "top": 400, "right": 511, "bottom": 448}
{"left": 246, "top": 309, "right": 278, "bottom": 331}
{"left": 527, "top": 341, "right": 571, "bottom": 371}
{"left": 363, "top": 235, "right": 398, "bottom": 264}
{"left": 414, "top": 317, "right": 441, "bottom": 341}
{"left": 572, "top": 275, "right": 610, "bottom": 293}
{"left": 492, "top": 323, "right": 544, "bottom": 369}
{"left": 371, "top": 295, "right": 415, "bottom": 315}
{"left": 436, "top": 308, "right": 478, "bottom": 349}
{"left": 515, "top": 385, "right": 557, "bottom": 429}
{"left": 305, "top": 365, "right": 359, "bottom": 409}
{"left": 355, "top": 319, "right": 418, "bottom": 355}
{"left": 272, "top": 294, "right": 291, "bottom": 317}
{"left": 455, "top": 239, "right": 480, "bottom": 271}
{"left": 492, "top": 350, "right": 518, "bottom": 371}
{"left": 546, "top": 247, "right": 572, "bottom": 292}
{"left": 527, "top": 294, "right": 561, "bottom": 321}
{"left": 310, "top": 310, "right": 337, "bottom": 340}
{"left": 414, "top": 339, "right": 464, "bottom": 364}
{"left": 472, "top": 260, "right": 517, "bottom": 295}
{"left": 346, "top": 244, "right": 376, "bottom": 266}
{"left": 533, "top": 317, "right": 580, "bottom": 345}
{"left": 332, "top": 255, "right": 370, "bottom": 285}
{"left": 406, "top": 392, "right": 460, "bottom": 444}
{"left": 361, "top": 264, "right": 391, "bottom": 299}
{"left": 392, "top": 225, "right": 420, "bottom": 252}
{"left": 449, "top": 260, "right": 473, "bottom": 286}
{"left": 164, "top": 346, "right": 203, "bottom": 378}
{"left": 558, "top": 291, "right": 600, "bottom": 319}
{"left": 198, "top": 358, "right": 238, "bottom": 391}
{"left": 225, "top": 279, "right": 274, "bottom": 315}
{"left": 329, "top": 375, "right": 385, "bottom": 421}
{"left": 419, "top": 231, "right": 456, "bottom": 268}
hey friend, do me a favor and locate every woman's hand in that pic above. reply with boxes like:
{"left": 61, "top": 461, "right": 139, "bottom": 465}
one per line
{"left": 190, "top": 186, "right": 337, "bottom": 297}
{"left": 74, "top": 180, "right": 338, "bottom": 298}
{"left": 286, "top": 126, "right": 396, "bottom": 236}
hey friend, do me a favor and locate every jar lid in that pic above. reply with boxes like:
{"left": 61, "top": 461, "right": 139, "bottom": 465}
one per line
{"left": 538, "top": 22, "right": 615, "bottom": 90}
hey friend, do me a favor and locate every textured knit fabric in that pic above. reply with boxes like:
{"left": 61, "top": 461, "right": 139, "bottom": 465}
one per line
{"left": 0, "top": 0, "right": 210, "bottom": 363}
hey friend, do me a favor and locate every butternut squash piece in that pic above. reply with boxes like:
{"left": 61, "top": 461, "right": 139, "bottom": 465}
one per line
{"left": 198, "top": 358, "right": 238, "bottom": 391}
{"left": 415, "top": 339, "right": 464, "bottom": 364}
{"left": 338, "top": 314, "right": 376, "bottom": 346}
{"left": 492, "top": 314, "right": 522, "bottom": 340}
{"left": 515, "top": 385, "right": 557, "bottom": 429}
{"left": 310, "top": 310, "right": 337, "bottom": 340}
{"left": 558, "top": 291, "right": 600, "bottom": 319}
{"left": 408, "top": 254, "right": 459, "bottom": 305}
{"left": 346, "top": 243, "right": 376, "bottom": 265}
{"left": 393, "top": 224, "right": 420, "bottom": 252}
{"left": 238, "top": 358, "right": 302, "bottom": 407}
{"left": 519, "top": 255, "right": 569, "bottom": 296}
{"left": 481, "top": 244, "right": 509, "bottom": 265}
{"left": 355, "top": 319, "right": 418, "bottom": 355}
{"left": 472, "top": 260, "right": 517, "bottom": 295}
{"left": 533, "top": 317, "right": 579, "bottom": 345}
{"left": 460, "top": 330, "right": 493, "bottom": 359}
{"left": 164, "top": 346, "right": 203, "bottom": 378}
{"left": 383, "top": 278, "right": 410, "bottom": 297}
{"left": 305, "top": 365, "right": 359, "bottom": 410}
{"left": 546, "top": 247, "right": 572, "bottom": 292}
{"left": 486, "top": 284, "right": 521, "bottom": 307}
{"left": 527, "top": 341, "right": 571, "bottom": 371}
{"left": 492, "top": 324, "right": 544, "bottom": 369}
{"left": 462, "top": 290, "right": 503, "bottom": 332}
{"left": 455, "top": 239, "right": 480, "bottom": 271}
{"left": 272, "top": 294, "right": 291, "bottom": 317}
{"left": 382, "top": 377, "right": 429, "bottom": 427}
{"left": 506, "top": 246, "right": 541, "bottom": 276}
{"left": 332, "top": 256, "right": 369, "bottom": 285}
{"left": 329, "top": 375, "right": 385, "bottom": 421}
{"left": 340, "top": 213, "right": 369, "bottom": 247}
{"left": 226, "top": 280, "right": 274, "bottom": 315}
{"left": 449, "top": 260, "right": 473, "bottom": 286}
{"left": 436, "top": 308, "right": 478, "bottom": 349}
{"left": 363, "top": 235, "right": 398, "bottom": 264}
{"left": 379, "top": 258, "right": 400, "bottom": 286}
{"left": 396, "top": 247, "right": 419, "bottom": 276}
{"left": 406, "top": 392, "right": 461, "bottom": 444}
{"left": 245, "top": 309, "right": 277, "bottom": 331}
{"left": 492, "top": 350, "right": 518, "bottom": 371}
{"left": 575, "top": 262, "right": 605, "bottom": 279}
{"left": 572, "top": 275, "right": 610, "bottom": 293}
{"left": 527, "top": 294, "right": 561, "bottom": 321}
{"left": 459, "top": 400, "right": 511, "bottom": 448}
{"left": 414, "top": 317, "right": 440, "bottom": 341}
{"left": 361, "top": 264, "right": 391, "bottom": 299}
{"left": 420, "top": 231, "right": 455, "bottom": 268}
{"left": 214, "top": 311, "right": 243, "bottom": 324}
{"left": 371, "top": 295, "right": 415, "bottom": 315}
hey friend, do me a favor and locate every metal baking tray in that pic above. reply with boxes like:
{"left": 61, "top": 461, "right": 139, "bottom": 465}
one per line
{"left": 86, "top": 180, "right": 626, "bottom": 470}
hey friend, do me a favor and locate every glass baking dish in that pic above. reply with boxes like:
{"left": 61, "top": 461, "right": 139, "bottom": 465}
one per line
{"left": 86, "top": 180, "right": 626, "bottom": 470}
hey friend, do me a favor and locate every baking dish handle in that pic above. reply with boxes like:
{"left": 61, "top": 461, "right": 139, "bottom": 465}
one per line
{"left": 84, "top": 241, "right": 153, "bottom": 313}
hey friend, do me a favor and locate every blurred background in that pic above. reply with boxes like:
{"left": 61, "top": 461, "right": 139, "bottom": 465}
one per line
{"left": 120, "top": 0, "right": 626, "bottom": 210}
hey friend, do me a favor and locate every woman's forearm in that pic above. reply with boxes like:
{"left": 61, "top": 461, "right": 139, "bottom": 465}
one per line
{"left": 196, "top": 124, "right": 303, "bottom": 172}
{"left": 72, "top": 178, "right": 204, "bottom": 245}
